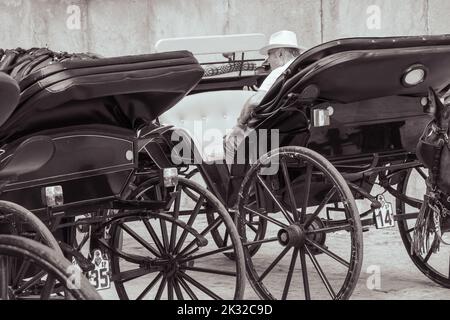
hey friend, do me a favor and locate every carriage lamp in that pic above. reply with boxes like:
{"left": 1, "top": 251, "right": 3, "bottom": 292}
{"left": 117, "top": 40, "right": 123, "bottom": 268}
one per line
{"left": 163, "top": 168, "right": 179, "bottom": 187}
{"left": 402, "top": 65, "right": 427, "bottom": 87}
{"left": 312, "top": 106, "right": 334, "bottom": 127}
{"left": 42, "top": 185, "right": 64, "bottom": 207}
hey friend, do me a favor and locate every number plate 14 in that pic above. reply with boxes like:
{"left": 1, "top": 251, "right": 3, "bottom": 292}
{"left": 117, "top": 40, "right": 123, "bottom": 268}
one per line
{"left": 374, "top": 195, "right": 395, "bottom": 229}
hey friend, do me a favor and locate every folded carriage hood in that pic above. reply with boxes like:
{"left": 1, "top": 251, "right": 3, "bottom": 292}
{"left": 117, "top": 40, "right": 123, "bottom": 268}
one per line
{"left": 0, "top": 50, "right": 205, "bottom": 143}
{"left": 280, "top": 35, "right": 450, "bottom": 104}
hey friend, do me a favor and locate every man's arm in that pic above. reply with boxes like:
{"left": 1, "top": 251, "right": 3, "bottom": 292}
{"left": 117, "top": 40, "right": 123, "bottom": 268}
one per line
{"left": 236, "top": 91, "right": 267, "bottom": 127}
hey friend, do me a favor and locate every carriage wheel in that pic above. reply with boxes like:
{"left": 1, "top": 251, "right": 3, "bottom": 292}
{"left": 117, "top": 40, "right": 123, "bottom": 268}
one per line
{"left": 183, "top": 168, "right": 268, "bottom": 259}
{"left": 396, "top": 167, "right": 450, "bottom": 288}
{"left": 238, "top": 147, "right": 363, "bottom": 300}
{"left": 0, "top": 235, "right": 101, "bottom": 300}
{"left": 0, "top": 201, "right": 61, "bottom": 254}
{"left": 0, "top": 201, "right": 80, "bottom": 299}
{"left": 110, "top": 176, "right": 245, "bottom": 300}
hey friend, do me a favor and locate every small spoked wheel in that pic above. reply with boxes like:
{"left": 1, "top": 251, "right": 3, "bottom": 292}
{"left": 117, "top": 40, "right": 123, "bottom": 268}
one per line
{"left": 0, "top": 235, "right": 101, "bottom": 300}
{"left": 238, "top": 147, "right": 363, "bottom": 300}
{"left": 396, "top": 167, "right": 450, "bottom": 288}
{"left": 110, "top": 176, "right": 245, "bottom": 300}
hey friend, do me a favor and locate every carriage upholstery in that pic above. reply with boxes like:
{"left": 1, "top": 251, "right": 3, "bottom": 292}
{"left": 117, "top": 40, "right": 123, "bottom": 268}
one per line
{"left": 0, "top": 50, "right": 204, "bottom": 144}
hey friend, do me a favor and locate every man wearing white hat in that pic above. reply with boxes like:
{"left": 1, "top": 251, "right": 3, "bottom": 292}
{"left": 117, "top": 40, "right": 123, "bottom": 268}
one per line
{"left": 225, "top": 30, "right": 304, "bottom": 162}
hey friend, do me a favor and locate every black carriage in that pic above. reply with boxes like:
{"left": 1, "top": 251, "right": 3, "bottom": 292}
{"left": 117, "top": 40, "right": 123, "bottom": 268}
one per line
{"left": 159, "top": 34, "right": 450, "bottom": 300}
{"left": 0, "top": 50, "right": 246, "bottom": 300}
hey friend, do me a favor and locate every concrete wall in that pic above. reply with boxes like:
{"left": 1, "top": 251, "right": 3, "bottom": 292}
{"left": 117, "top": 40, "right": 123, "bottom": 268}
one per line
{"left": 0, "top": 0, "right": 449, "bottom": 57}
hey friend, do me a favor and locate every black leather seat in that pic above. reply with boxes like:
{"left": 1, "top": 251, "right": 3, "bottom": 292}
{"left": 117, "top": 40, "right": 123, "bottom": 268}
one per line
{"left": 0, "top": 72, "right": 20, "bottom": 128}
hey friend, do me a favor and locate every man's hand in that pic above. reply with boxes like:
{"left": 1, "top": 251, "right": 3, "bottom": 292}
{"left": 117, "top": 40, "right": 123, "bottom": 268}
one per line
{"left": 237, "top": 91, "right": 267, "bottom": 126}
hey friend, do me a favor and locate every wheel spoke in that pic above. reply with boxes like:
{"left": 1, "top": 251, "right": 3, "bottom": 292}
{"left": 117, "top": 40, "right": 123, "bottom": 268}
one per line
{"left": 167, "top": 277, "right": 174, "bottom": 300}
{"left": 301, "top": 164, "right": 313, "bottom": 223}
{"left": 306, "top": 223, "right": 353, "bottom": 235}
{"left": 0, "top": 256, "right": 9, "bottom": 300}
{"left": 179, "top": 217, "right": 223, "bottom": 257}
{"left": 155, "top": 275, "right": 167, "bottom": 300}
{"left": 136, "top": 273, "right": 163, "bottom": 300}
{"left": 177, "top": 274, "right": 198, "bottom": 300}
{"left": 406, "top": 227, "right": 415, "bottom": 234}
{"left": 259, "top": 246, "right": 291, "bottom": 282}
{"left": 159, "top": 220, "right": 170, "bottom": 252}
{"left": 305, "top": 238, "right": 350, "bottom": 268}
{"left": 115, "top": 267, "right": 158, "bottom": 283}
{"left": 222, "top": 230, "right": 230, "bottom": 247}
{"left": 305, "top": 246, "right": 336, "bottom": 299}
{"left": 243, "top": 237, "right": 278, "bottom": 247}
{"left": 245, "top": 220, "right": 259, "bottom": 234}
{"left": 120, "top": 224, "right": 161, "bottom": 257}
{"left": 257, "top": 175, "right": 294, "bottom": 224}
{"left": 173, "top": 277, "right": 184, "bottom": 300}
{"left": 415, "top": 167, "right": 428, "bottom": 180}
{"left": 181, "top": 266, "right": 236, "bottom": 277}
{"left": 13, "top": 259, "right": 32, "bottom": 288}
{"left": 299, "top": 248, "right": 311, "bottom": 300}
{"left": 14, "top": 270, "right": 46, "bottom": 294}
{"left": 40, "top": 276, "right": 56, "bottom": 300}
{"left": 169, "top": 189, "right": 182, "bottom": 253}
{"left": 281, "top": 158, "right": 300, "bottom": 222}
{"left": 179, "top": 273, "right": 222, "bottom": 300}
{"left": 178, "top": 245, "right": 234, "bottom": 263}
{"left": 423, "top": 240, "right": 436, "bottom": 264}
{"left": 304, "top": 187, "right": 337, "bottom": 228}
{"left": 282, "top": 248, "right": 298, "bottom": 300}
{"left": 142, "top": 219, "right": 165, "bottom": 255}
{"left": 174, "top": 196, "right": 204, "bottom": 254}
{"left": 244, "top": 206, "right": 288, "bottom": 229}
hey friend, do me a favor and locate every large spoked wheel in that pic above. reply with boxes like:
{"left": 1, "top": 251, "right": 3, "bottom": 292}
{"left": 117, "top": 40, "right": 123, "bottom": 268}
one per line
{"left": 396, "top": 167, "right": 450, "bottom": 288}
{"left": 0, "top": 235, "right": 101, "bottom": 300}
{"left": 238, "top": 147, "right": 363, "bottom": 300}
{"left": 109, "top": 176, "right": 246, "bottom": 300}
{"left": 0, "top": 201, "right": 61, "bottom": 253}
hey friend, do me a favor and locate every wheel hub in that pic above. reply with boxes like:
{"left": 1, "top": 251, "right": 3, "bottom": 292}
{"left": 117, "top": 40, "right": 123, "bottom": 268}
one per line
{"left": 277, "top": 215, "right": 327, "bottom": 253}
{"left": 277, "top": 224, "right": 306, "bottom": 248}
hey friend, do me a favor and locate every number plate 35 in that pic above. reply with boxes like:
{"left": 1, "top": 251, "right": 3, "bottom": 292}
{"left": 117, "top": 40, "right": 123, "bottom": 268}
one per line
{"left": 88, "top": 249, "right": 111, "bottom": 291}
{"left": 374, "top": 195, "right": 395, "bottom": 229}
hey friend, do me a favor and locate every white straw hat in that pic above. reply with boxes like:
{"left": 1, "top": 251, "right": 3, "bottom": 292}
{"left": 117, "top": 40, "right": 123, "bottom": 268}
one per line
{"left": 259, "top": 30, "right": 305, "bottom": 55}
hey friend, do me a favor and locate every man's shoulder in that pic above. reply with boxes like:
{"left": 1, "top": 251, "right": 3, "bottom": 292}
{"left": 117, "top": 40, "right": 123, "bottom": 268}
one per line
{"left": 259, "top": 65, "right": 289, "bottom": 92}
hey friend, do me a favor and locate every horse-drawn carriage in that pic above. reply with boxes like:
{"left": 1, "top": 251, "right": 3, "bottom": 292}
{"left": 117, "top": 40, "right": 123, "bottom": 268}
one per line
{"left": 1, "top": 33, "right": 450, "bottom": 300}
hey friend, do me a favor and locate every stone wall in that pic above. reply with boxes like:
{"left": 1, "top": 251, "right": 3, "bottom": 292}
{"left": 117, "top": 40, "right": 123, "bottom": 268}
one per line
{"left": 0, "top": 0, "right": 449, "bottom": 56}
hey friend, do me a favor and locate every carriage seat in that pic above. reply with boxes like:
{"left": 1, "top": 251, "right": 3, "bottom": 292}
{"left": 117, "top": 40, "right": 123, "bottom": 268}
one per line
{"left": 159, "top": 90, "right": 255, "bottom": 161}
{"left": 0, "top": 73, "right": 20, "bottom": 128}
